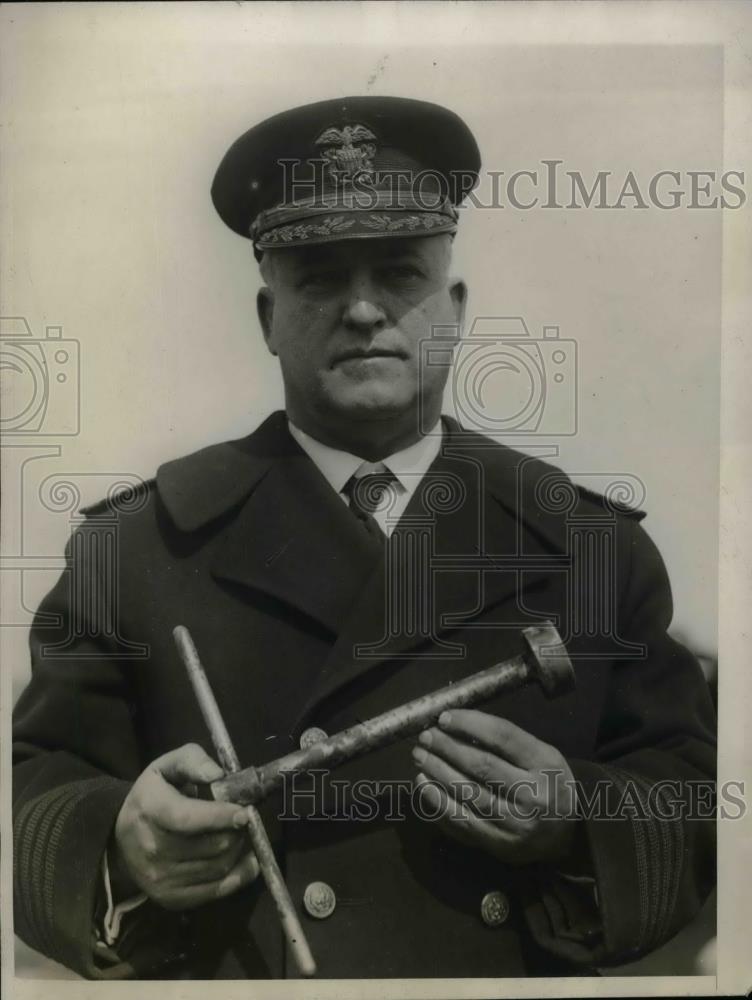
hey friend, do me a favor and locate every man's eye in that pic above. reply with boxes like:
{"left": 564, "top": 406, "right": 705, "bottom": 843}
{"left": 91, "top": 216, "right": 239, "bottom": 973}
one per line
{"left": 298, "top": 271, "right": 344, "bottom": 289}
{"left": 382, "top": 265, "right": 424, "bottom": 281}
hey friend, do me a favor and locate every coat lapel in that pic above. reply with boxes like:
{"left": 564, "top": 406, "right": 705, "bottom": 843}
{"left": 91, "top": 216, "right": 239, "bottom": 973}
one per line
{"left": 157, "top": 414, "right": 575, "bottom": 727}
{"left": 157, "top": 412, "right": 382, "bottom": 637}
{"left": 293, "top": 422, "right": 570, "bottom": 726}
{"left": 209, "top": 450, "right": 381, "bottom": 635}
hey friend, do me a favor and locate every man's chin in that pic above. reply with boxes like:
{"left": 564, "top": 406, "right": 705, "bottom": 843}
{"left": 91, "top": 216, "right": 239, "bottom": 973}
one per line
{"left": 324, "top": 389, "right": 414, "bottom": 422}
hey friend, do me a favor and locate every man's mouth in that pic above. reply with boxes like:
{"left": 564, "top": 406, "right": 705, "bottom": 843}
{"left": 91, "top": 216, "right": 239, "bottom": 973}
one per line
{"left": 331, "top": 348, "right": 408, "bottom": 367}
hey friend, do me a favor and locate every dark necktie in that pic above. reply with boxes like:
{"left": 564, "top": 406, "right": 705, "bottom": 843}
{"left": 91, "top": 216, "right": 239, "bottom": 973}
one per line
{"left": 342, "top": 471, "right": 396, "bottom": 540}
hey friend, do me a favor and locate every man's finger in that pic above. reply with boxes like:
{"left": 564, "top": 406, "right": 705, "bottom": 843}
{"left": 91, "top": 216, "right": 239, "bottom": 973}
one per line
{"left": 159, "top": 828, "right": 244, "bottom": 862}
{"left": 142, "top": 769, "right": 247, "bottom": 834}
{"left": 213, "top": 850, "right": 260, "bottom": 899}
{"left": 164, "top": 851, "right": 260, "bottom": 910}
{"left": 167, "top": 837, "right": 247, "bottom": 885}
{"left": 414, "top": 773, "right": 520, "bottom": 859}
{"left": 412, "top": 741, "right": 524, "bottom": 830}
{"left": 154, "top": 742, "right": 225, "bottom": 786}
{"left": 438, "top": 711, "right": 554, "bottom": 769}
{"left": 417, "top": 727, "right": 529, "bottom": 791}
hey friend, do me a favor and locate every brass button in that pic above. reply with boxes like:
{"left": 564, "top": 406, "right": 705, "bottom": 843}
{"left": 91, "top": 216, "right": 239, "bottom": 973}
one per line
{"left": 299, "top": 726, "right": 328, "bottom": 750}
{"left": 303, "top": 881, "right": 336, "bottom": 919}
{"left": 480, "top": 890, "right": 510, "bottom": 927}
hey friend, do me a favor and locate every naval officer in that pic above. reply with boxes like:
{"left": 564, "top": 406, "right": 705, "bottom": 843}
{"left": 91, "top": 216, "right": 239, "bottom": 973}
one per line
{"left": 13, "top": 96, "right": 716, "bottom": 979}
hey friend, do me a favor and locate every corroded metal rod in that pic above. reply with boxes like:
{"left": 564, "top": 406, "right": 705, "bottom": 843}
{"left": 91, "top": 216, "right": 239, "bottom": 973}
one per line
{"left": 212, "top": 622, "right": 574, "bottom": 807}
{"left": 173, "top": 625, "right": 317, "bottom": 979}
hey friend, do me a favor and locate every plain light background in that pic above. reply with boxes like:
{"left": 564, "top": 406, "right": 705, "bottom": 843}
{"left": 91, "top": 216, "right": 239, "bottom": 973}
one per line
{"left": 2, "top": 7, "right": 721, "bottom": 708}
{"left": 2, "top": 2, "right": 749, "bottom": 993}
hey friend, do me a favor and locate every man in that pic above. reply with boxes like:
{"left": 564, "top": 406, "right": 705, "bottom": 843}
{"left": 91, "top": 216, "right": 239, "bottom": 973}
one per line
{"left": 13, "top": 96, "right": 716, "bottom": 980}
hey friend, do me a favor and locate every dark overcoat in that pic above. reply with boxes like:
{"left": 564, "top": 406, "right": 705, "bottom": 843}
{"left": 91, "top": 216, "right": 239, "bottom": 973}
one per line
{"left": 12, "top": 413, "right": 716, "bottom": 980}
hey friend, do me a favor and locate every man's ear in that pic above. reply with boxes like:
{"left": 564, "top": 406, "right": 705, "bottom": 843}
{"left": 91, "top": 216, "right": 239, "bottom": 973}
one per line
{"left": 449, "top": 279, "right": 468, "bottom": 337}
{"left": 257, "top": 286, "right": 277, "bottom": 356}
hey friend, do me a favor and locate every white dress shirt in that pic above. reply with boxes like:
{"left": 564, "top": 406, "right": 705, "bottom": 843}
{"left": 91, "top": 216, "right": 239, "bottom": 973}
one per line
{"left": 288, "top": 419, "right": 443, "bottom": 537}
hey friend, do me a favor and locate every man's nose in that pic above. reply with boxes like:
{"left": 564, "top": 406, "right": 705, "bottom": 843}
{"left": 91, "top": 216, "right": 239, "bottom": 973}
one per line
{"left": 342, "top": 273, "right": 387, "bottom": 331}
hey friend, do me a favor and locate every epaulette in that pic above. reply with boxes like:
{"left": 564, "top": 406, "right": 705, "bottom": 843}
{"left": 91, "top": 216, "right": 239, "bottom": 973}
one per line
{"left": 80, "top": 478, "right": 155, "bottom": 517}
{"left": 575, "top": 482, "right": 646, "bottom": 521}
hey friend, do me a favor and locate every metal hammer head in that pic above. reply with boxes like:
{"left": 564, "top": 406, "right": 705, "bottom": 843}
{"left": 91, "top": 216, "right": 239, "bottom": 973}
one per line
{"left": 522, "top": 623, "right": 576, "bottom": 698}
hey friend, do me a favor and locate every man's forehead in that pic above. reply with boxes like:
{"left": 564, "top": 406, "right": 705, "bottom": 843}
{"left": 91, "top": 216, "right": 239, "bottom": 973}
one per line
{"left": 274, "top": 236, "right": 447, "bottom": 270}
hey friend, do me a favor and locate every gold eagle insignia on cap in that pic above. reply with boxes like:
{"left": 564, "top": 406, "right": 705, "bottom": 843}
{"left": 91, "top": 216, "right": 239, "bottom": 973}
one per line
{"left": 314, "top": 124, "right": 377, "bottom": 184}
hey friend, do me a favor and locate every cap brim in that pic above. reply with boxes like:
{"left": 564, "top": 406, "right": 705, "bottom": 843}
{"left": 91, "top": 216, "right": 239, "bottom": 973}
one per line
{"left": 255, "top": 209, "right": 457, "bottom": 249}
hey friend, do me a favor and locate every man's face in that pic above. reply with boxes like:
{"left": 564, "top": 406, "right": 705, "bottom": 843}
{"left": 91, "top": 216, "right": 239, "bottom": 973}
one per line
{"left": 257, "top": 235, "right": 466, "bottom": 432}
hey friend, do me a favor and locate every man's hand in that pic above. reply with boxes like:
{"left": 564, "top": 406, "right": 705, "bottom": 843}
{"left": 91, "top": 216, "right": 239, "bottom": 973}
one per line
{"left": 111, "top": 743, "right": 260, "bottom": 910}
{"left": 412, "top": 710, "right": 578, "bottom": 865}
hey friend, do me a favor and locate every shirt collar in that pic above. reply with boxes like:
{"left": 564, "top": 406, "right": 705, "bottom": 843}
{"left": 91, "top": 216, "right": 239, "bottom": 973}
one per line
{"left": 288, "top": 419, "right": 443, "bottom": 498}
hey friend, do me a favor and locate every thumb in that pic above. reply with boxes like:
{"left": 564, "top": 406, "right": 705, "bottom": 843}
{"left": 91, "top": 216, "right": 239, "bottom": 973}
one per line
{"left": 155, "top": 742, "right": 225, "bottom": 786}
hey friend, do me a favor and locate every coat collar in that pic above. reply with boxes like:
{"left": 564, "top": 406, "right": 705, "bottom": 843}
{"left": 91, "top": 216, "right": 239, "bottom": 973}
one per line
{"left": 156, "top": 412, "right": 288, "bottom": 533}
{"left": 156, "top": 411, "right": 575, "bottom": 556}
{"left": 155, "top": 414, "right": 644, "bottom": 726}
{"left": 155, "top": 413, "right": 582, "bottom": 721}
